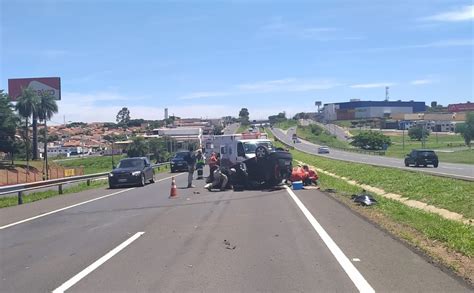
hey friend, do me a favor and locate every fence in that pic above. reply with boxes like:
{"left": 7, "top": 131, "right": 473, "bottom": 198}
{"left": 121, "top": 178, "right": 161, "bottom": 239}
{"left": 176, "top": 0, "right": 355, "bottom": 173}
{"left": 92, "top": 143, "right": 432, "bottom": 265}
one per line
{"left": 0, "top": 166, "right": 84, "bottom": 186}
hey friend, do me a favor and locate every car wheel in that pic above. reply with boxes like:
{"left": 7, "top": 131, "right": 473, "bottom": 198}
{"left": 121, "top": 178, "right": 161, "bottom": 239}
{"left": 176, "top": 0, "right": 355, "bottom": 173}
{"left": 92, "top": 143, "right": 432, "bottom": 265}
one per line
{"left": 415, "top": 162, "right": 419, "bottom": 167}
{"left": 404, "top": 161, "right": 409, "bottom": 167}
{"left": 170, "top": 168, "right": 175, "bottom": 173}
{"left": 150, "top": 173, "right": 155, "bottom": 183}
{"left": 109, "top": 184, "right": 115, "bottom": 189}
{"left": 434, "top": 163, "right": 438, "bottom": 168}
{"left": 423, "top": 164, "right": 427, "bottom": 167}
{"left": 255, "top": 145, "right": 269, "bottom": 159}
{"left": 139, "top": 174, "right": 146, "bottom": 187}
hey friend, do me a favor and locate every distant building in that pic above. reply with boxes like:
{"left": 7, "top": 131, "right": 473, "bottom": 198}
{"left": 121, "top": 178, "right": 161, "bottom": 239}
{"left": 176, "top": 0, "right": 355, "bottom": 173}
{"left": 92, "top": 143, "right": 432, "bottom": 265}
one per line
{"left": 152, "top": 127, "right": 202, "bottom": 149}
{"left": 447, "top": 102, "right": 474, "bottom": 112}
{"left": 322, "top": 100, "right": 426, "bottom": 121}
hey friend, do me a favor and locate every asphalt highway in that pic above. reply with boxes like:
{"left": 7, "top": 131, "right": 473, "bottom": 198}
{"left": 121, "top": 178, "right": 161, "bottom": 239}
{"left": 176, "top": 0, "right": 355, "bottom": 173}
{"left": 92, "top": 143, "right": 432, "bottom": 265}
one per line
{"left": 1, "top": 170, "right": 470, "bottom": 292}
{"left": 223, "top": 123, "right": 240, "bottom": 135}
{"left": 274, "top": 127, "right": 474, "bottom": 181}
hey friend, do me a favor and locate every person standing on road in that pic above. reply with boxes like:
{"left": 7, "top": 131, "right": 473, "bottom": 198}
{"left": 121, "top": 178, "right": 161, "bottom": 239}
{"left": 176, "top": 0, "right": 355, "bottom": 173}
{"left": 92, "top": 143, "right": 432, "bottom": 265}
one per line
{"left": 185, "top": 147, "right": 197, "bottom": 188}
{"left": 196, "top": 150, "right": 205, "bottom": 180}
{"left": 207, "top": 152, "right": 220, "bottom": 183}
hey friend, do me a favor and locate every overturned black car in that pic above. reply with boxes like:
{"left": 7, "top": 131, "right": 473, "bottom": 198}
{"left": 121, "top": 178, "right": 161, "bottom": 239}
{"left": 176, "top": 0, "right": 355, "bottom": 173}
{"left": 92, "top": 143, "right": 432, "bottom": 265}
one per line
{"left": 227, "top": 145, "right": 293, "bottom": 190}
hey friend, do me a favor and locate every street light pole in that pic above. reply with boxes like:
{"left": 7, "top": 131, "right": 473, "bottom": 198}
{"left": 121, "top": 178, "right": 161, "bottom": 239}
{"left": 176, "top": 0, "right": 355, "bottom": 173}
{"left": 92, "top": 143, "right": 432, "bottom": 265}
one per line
{"left": 402, "top": 127, "right": 405, "bottom": 151}
{"left": 111, "top": 141, "right": 115, "bottom": 168}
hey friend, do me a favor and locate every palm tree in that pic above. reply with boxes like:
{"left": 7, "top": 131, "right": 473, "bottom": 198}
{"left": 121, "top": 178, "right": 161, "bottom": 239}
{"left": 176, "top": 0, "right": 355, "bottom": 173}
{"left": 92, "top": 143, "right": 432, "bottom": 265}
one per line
{"left": 37, "top": 94, "right": 58, "bottom": 180}
{"left": 15, "top": 88, "right": 40, "bottom": 175}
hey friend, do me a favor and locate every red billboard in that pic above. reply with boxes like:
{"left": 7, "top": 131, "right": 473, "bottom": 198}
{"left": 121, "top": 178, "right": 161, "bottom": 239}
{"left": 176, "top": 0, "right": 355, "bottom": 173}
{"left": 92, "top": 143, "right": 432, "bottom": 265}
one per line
{"left": 8, "top": 77, "right": 61, "bottom": 101}
{"left": 448, "top": 102, "right": 474, "bottom": 112}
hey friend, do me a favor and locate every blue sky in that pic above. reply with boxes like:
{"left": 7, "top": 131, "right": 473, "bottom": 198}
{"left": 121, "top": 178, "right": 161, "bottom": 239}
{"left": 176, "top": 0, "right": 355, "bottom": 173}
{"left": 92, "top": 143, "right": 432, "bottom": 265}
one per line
{"left": 1, "top": 0, "right": 473, "bottom": 123}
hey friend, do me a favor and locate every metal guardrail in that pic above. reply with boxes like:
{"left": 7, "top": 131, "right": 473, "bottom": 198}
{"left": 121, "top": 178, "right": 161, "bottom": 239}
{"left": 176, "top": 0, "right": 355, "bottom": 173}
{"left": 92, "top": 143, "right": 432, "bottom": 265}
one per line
{"left": 0, "top": 162, "right": 170, "bottom": 204}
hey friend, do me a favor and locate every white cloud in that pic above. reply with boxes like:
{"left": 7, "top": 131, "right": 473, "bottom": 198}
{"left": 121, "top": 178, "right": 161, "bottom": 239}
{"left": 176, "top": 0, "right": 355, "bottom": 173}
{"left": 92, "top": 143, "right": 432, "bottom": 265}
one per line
{"left": 350, "top": 82, "right": 395, "bottom": 89}
{"left": 239, "top": 78, "right": 339, "bottom": 92}
{"left": 177, "top": 78, "right": 340, "bottom": 102}
{"left": 421, "top": 5, "right": 474, "bottom": 22}
{"left": 54, "top": 99, "right": 307, "bottom": 123}
{"left": 259, "top": 18, "right": 363, "bottom": 41}
{"left": 335, "top": 38, "right": 473, "bottom": 53}
{"left": 178, "top": 91, "right": 230, "bottom": 100}
{"left": 411, "top": 79, "right": 433, "bottom": 85}
{"left": 63, "top": 91, "right": 134, "bottom": 102}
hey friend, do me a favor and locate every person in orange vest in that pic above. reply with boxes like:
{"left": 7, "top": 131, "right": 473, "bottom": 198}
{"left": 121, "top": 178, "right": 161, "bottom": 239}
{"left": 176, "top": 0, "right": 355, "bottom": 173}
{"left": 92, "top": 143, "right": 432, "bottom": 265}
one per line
{"left": 207, "top": 152, "right": 219, "bottom": 183}
{"left": 290, "top": 165, "right": 308, "bottom": 182}
{"left": 302, "top": 165, "right": 319, "bottom": 186}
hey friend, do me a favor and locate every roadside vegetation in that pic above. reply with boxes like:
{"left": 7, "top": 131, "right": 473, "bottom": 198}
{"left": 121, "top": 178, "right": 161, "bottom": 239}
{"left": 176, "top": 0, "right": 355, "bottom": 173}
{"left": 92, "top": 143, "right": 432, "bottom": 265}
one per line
{"left": 296, "top": 124, "right": 350, "bottom": 148}
{"left": 55, "top": 155, "right": 126, "bottom": 174}
{"left": 274, "top": 119, "right": 298, "bottom": 130}
{"left": 237, "top": 123, "right": 249, "bottom": 133}
{"left": 267, "top": 129, "right": 474, "bottom": 267}
{"left": 350, "top": 129, "right": 473, "bottom": 164}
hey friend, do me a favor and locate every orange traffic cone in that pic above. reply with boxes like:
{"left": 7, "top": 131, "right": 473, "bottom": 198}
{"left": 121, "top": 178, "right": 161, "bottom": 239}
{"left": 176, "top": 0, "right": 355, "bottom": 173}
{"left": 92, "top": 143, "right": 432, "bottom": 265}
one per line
{"left": 169, "top": 177, "right": 177, "bottom": 198}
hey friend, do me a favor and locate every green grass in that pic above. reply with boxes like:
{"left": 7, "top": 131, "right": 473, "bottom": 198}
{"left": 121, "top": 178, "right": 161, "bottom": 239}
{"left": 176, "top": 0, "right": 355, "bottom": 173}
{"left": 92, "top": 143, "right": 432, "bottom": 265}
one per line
{"left": 333, "top": 120, "right": 352, "bottom": 128}
{"left": 315, "top": 171, "right": 474, "bottom": 257}
{"left": 296, "top": 125, "right": 351, "bottom": 149}
{"left": 267, "top": 130, "right": 474, "bottom": 257}
{"left": 275, "top": 119, "right": 298, "bottom": 130}
{"left": 292, "top": 151, "right": 474, "bottom": 219}
{"left": 268, "top": 128, "right": 473, "bottom": 218}
{"left": 0, "top": 180, "right": 108, "bottom": 208}
{"left": 55, "top": 155, "right": 126, "bottom": 174}
{"left": 237, "top": 124, "right": 250, "bottom": 133}
{"left": 0, "top": 166, "right": 171, "bottom": 208}
{"left": 349, "top": 130, "right": 473, "bottom": 164}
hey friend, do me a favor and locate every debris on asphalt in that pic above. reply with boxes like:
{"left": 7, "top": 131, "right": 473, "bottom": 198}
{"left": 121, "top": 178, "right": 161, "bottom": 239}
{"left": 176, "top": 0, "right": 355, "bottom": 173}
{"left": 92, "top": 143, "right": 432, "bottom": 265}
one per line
{"left": 188, "top": 264, "right": 193, "bottom": 268}
{"left": 274, "top": 234, "right": 279, "bottom": 237}
{"left": 223, "top": 239, "right": 236, "bottom": 250}
{"left": 193, "top": 191, "right": 200, "bottom": 195}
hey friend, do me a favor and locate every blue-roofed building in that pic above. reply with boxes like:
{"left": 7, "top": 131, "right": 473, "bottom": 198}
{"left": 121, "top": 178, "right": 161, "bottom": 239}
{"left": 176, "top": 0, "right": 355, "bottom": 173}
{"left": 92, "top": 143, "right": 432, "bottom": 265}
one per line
{"left": 322, "top": 100, "right": 426, "bottom": 121}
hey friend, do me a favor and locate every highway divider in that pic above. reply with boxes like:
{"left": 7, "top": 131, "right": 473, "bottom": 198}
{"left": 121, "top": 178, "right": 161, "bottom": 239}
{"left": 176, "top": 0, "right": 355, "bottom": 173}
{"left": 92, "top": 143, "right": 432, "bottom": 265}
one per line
{"left": 0, "top": 162, "right": 170, "bottom": 205}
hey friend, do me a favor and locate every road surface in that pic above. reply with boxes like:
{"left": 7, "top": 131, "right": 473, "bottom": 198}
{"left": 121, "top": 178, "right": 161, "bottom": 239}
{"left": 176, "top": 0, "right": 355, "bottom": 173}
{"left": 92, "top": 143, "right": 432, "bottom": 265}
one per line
{"left": 1, "top": 171, "right": 470, "bottom": 292}
{"left": 223, "top": 123, "right": 240, "bottom": 135}
{"left": 273, "top": 128, "right": 474, "bottom": 181}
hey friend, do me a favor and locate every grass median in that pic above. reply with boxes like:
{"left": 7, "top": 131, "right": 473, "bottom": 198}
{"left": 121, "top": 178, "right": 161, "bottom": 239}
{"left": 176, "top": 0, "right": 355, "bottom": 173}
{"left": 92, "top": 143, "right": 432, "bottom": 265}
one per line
{"left": 0, "top": 166, "right": 171, "bottom": 209}
{"left": 293, "top": 151, "right": 474, "bottom": 219}
{"left": 54, "top": 155, "right": 126, "bottom": 174}
{"left": 268, "top": 129, "right": 474, "bottom": 276}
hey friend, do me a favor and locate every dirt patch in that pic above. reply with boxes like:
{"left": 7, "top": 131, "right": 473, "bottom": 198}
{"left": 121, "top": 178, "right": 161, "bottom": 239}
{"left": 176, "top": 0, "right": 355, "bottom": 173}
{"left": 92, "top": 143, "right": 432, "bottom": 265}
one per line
{"left": 328, "top": 191, "right": 474, "bottom": 286}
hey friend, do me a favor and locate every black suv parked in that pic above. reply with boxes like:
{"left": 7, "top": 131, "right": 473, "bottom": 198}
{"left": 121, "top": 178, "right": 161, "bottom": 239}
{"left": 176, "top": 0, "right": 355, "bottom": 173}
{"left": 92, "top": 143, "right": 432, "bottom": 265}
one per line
{"left": 170, "top": 151, "right": 189, "bottom": 173}
{"left": 404, "top": 149, "right": 439, "bottom": 168}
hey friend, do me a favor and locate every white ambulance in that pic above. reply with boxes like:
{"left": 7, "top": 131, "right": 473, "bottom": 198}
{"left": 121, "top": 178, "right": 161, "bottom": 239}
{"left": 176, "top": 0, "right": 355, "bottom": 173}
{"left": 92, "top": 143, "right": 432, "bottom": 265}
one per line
{"left": 204, "top": 132, "right": 273, "bottom": 168}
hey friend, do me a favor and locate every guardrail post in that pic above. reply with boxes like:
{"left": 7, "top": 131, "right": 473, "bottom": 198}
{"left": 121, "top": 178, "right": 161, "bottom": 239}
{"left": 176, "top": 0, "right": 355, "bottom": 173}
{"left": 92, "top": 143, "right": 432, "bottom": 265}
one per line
{"left": 58, "top": 184, "right": 63, "bottom": 194}
{"left": 18, "top": 191, "right": 23, "bottom": 205}
{"left": 87, "top": 179, "right": 91, "bottom": 186}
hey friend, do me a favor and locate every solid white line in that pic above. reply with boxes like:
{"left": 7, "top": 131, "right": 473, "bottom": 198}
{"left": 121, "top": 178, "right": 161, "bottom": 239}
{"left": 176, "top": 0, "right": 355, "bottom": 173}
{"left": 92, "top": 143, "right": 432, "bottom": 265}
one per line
{"left": 285, "top": 186, "right": 375, "bottom": 293}
{"left": 52, "top": 232, "right": 145, "bottom": 293}
{"left": 0, "top": 174, "right": 182, "bottom": 230}
{"left": 0, "top": 188, "right": 134, "bottom": 230}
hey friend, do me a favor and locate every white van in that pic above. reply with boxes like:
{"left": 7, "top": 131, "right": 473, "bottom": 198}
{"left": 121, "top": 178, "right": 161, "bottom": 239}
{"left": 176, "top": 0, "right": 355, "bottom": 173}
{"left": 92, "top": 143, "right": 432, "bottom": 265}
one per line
{"left": 205, "top": 133, "right": 273, "bottom": 168}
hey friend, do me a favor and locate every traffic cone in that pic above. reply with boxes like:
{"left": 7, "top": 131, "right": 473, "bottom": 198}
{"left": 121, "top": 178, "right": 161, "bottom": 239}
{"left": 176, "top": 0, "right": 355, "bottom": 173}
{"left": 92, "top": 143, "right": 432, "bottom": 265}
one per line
{"left": 169, "top": 176, "right": 178, "bottom": 198}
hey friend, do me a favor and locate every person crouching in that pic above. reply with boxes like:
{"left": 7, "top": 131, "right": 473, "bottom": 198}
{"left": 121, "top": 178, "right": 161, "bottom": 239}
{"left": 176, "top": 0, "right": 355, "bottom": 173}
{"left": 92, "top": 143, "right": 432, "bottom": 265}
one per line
{"left": 204, "top": 166, "right": 229, "bottom": 191}
{"left": 302, "top": 165, "right": 319, "bottom": 187}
